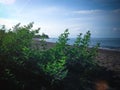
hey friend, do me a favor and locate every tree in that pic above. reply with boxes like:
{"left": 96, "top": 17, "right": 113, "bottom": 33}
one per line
{"left": 34, "top": 33, "right": 49, "bottom": 39}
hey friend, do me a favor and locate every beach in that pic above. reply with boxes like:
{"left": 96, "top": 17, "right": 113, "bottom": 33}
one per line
{"left": 96, "top": 49, "right": 120, "bottom": 72}
{"left": 33, "top": 39, "right": 120, "bottom": 73}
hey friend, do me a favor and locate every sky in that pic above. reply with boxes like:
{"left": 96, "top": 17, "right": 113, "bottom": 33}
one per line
{"left": 0, "top": 0, "right": 120, "bottom": 38}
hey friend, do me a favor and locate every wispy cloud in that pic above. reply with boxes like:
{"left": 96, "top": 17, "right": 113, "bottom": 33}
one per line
{"left": 73, "top": 10, "right": 104, "bottom": 14}
{"left": 73, "top": 9, "right": 120, "bottom": 15}
{"left": 70, "top": 9, "right": 120, "bottom": 22}
{"left": 0, "top": 0, "right": 16, "bottom": 5}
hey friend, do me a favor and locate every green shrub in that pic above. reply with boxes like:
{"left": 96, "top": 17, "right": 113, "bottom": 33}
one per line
{"left": 0, "top": 23, "right": 100, "bottom": 90}
{"left": 40, "top": 56, "right": 68, "bottom": 81}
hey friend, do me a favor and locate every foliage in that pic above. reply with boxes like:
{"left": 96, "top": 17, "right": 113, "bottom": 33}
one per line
{"left": 53, "top": 30, "right": 99, "bottom": 89}
{"left": 0, "top": 23, "right": 113, "bottom": 90}
{"left": 0, "top": 23, "right": 42, "bottom": 90}
{"left": 34, "top": 33, "right": 49, "bottom": 39}
{"left": 40, "top": 56, "right": 68, "bottom": 81}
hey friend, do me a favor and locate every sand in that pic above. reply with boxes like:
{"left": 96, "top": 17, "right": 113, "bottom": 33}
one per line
{"left": 33, "top": 39, "right": 120, "bottom": 72}
{"left": 96, "top": 49, "right": 120, "bottom": 72}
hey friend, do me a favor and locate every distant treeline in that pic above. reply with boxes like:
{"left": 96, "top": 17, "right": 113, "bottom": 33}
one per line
{"left": 34, "top": 33, "right": 49, "bottom": 39}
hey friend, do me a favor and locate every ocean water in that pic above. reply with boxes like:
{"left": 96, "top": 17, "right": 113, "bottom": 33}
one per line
{"left": 46, "top": 38, "right": 120, "bottom": 51}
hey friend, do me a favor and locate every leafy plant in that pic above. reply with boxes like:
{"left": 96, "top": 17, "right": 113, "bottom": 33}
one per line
{"left": 40, "top": 56, "right": 68, "bottom": 81}
{"left": 0, "top": 23, "right": 103, "bottom": 90}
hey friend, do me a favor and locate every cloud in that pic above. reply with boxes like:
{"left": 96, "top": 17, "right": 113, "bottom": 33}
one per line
{"left": 73, "top": 10, "right": 104, "bottom": 14}
{"left": 113, "top": 27, "right": 120, "bottom": 32}
{"left": 12, "top": 6, "right": 65, "bottom": 18}
{"left": 0, "top": 4, "right": 69, "bottom": 37}
{"left": 73, "top": 9, "right": 120, "bottom": 15}
{"left": 71, "top": 9, "right": 120, "bottom": 23}
{"left": 0, "top": 0, "right": 120, "bottom": 38}
{"left": 0, "top": 0, "right": 16, "bottom": 5}
{"left": 0, "top": 18, "right": 18, "bottom": 28}
{"left": 112, "top": 9, "right": 120, "bottom": 14}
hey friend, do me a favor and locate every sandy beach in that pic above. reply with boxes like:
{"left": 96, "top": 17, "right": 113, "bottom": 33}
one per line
{"left": 96, "top": 49, "right": 120, "bottom": 72}
{"left": 33, "top": 40, "right": 120, "bottom": 73}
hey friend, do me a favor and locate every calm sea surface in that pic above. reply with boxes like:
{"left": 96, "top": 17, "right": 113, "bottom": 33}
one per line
{"left": 46, "top": 38, "right": 120, "bottom": 51}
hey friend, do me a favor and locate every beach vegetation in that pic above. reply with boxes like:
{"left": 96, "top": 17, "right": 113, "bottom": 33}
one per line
{"left": 0, "top": 23, "right": 115, "bottom": 90}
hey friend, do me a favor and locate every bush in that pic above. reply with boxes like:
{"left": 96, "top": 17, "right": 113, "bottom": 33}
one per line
{"left": 0, "top": 23, "right": 102, "bottom": 90}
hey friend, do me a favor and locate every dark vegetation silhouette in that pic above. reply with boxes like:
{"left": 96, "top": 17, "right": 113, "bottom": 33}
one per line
{"left": 34, "top": 33, "right": 49, "bottom": 39}
{"left": 0, "top": 23, "right": 119, "bottom": 90}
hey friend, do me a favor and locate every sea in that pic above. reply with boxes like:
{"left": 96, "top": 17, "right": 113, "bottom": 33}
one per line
{"left": 46, "top": 38, "right": 120, "bottom": 51}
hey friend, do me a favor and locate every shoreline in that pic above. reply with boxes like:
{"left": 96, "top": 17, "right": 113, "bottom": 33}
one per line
{"left": 45, "top": 38, "right": 120, "bottom": 52}
{"left": 98, "top": 47, "right": 120, "bottom": 52}
{"left": 33, "top": 40, "right": 120, "bottom": 72}
{"left": 47, "top": 41, "right": 120, "bottom": 72}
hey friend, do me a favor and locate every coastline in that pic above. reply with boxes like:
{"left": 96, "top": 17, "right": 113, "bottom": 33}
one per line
{"left": 33, "top": 40, "right": 120, "bottom": 72}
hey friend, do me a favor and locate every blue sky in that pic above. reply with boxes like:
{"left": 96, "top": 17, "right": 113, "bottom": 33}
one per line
{"left": 0, "top": 0, "right": 120, "bottom": 38}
